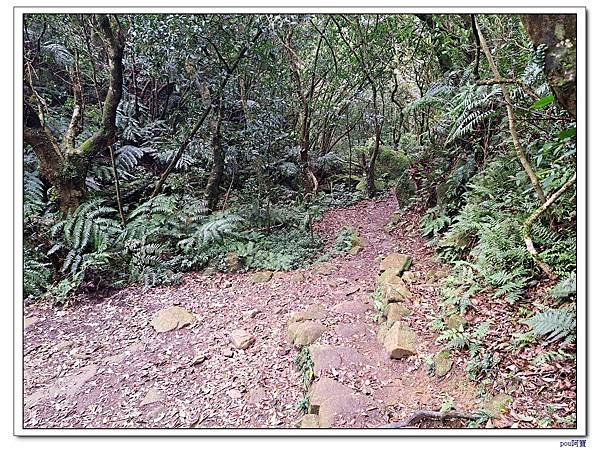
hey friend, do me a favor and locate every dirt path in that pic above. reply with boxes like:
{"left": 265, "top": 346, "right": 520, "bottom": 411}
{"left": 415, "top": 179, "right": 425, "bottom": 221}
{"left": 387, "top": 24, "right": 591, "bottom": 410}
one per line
{"left": 23, "top": 193, "right": 480, "bottom": 429}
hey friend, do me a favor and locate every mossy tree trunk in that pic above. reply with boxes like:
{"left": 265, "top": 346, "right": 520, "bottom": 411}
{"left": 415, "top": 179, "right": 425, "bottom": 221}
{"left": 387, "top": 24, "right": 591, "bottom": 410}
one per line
{"left": 205, "top": 101, "right": 225, "bottom": 211}
{"left": 23, "top": 14, "right": 125, "bottom": 213}
{"left": 197, "top": 26, "right": 263, "bottom": 208}
{"left": 366, "top": 119, "right": 382, "bottom": 198}
{"left": 521, "top": 14, "right": 577, "bottom": 118}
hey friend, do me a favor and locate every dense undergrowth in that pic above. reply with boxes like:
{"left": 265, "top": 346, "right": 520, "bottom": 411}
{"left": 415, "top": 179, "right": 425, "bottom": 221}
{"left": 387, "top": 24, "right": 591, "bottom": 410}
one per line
{"left": 24, "top": 170, "right": 368, "bottom": 303}
{"left": 22, "top": 14, "right": 577, "bottom": 426}
{"left": 400, "top": 40, "right": 577, "bottom": 413}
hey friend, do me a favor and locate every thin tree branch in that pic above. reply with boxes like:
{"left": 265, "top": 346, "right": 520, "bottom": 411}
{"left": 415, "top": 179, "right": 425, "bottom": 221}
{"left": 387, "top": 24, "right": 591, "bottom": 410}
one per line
{"left": 474, "top": 17, "right": 547, "bottom": 205}
{"left": 151, "top": 104, "right": 212, "bottom": 197}
{"left": 476, "top": 78, "right": 538, "bottom": 100}
{"left": 522, "top": 174, "right": 576, "bottom": 279}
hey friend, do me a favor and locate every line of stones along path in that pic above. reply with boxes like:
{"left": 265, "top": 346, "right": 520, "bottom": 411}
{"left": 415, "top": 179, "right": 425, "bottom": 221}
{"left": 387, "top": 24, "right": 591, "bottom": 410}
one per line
{"left": 23, "top": 192, "right": 482, "bottom": 429}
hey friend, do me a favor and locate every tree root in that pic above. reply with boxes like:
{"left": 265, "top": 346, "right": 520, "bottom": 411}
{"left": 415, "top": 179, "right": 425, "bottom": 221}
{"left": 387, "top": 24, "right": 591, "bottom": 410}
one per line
{"left": 382, "top": 410, "right": 478, "bottom": 428}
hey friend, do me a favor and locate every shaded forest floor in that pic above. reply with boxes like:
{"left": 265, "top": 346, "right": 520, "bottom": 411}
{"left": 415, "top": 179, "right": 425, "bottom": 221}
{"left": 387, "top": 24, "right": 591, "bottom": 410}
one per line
{"left": 22, "top": 192, "right": 576, "bottom": 429}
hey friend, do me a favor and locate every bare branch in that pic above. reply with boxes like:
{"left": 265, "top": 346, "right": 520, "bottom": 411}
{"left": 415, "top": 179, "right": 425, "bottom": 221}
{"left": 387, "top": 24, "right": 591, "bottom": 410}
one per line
{"left": 474, "top": 17, "right": 547, "bottom": 205}
{"left": 522, "top": 174, "right": 576, "bottom": 279}
{"left": 476, "top": 78, "right": 538, "bottom": 100}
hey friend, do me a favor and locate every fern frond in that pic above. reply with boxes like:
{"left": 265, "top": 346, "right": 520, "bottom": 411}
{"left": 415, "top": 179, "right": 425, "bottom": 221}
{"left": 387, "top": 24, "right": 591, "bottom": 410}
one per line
{"left": 116, "top": 145, "right": 147, "bottom": 172}
{"left": 24, "top": 171, "right": 45, "bottom": 217}
{"left": 526, "top": 308, "right": 575, "bottom": 342}
{"left": 550, "top": 272, "right": 576, "bottom": 301}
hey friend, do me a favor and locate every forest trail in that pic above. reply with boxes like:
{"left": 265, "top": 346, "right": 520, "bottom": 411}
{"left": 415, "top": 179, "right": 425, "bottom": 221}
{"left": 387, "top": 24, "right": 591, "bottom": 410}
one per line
{"left": 23, "top": 193, "right": 481, "bottom": 429}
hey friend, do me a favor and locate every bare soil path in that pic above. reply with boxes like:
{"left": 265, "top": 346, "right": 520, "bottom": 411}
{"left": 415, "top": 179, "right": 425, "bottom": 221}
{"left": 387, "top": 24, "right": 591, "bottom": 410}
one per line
{"left": 23, "top": 192, "right": 479, "bottom": 429}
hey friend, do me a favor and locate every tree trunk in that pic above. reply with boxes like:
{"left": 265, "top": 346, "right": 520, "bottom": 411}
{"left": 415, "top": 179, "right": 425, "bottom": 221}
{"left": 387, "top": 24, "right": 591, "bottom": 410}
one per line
{"left": 282, "top": 26, "right": 317, "bottom": 194}
{"left": 521, "top": 14, "right": 577, "bottom": 118}
{"left": 366, "top": 123, "right": 382, "bottom": 198}
{"left": 205, "top": 105, "right": 225, "bottom": 211}
{"left": 154, "top": 27, "right": 262, "bottom": 199}
{"left": 415, "top": 14, "right": 453, "bottom": 74}
{"left": 23, "top": 14, "right": 125, "bottom": 213}
{"left": 56, "top": 178, "right": 86, "bottom": 213}
{"left": 299, "top": 110, "right": 314, "bottom": 193}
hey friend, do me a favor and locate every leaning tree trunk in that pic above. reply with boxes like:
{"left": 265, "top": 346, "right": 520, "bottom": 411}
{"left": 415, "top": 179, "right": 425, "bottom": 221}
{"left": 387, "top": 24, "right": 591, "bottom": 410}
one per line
{"left": 205, "top": 104, "right": 225, "bottom": 211}
{"left": 23, "top": 14, "right": 125, "bottom": 212}
{"left": 521, "top": 14, "right": 577, "bottom": 118}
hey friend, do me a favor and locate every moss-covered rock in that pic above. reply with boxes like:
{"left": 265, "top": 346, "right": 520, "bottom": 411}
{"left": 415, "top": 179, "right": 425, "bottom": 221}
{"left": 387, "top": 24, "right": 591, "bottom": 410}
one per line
{"left": 355, "top": 138, "right": 410, "bottom": 179}
{"left": 377, "top": 322, "right": 391, "bottom": 343}
{"left": 446, "top": 314, "right": 467, "bottom": 331}
{"left": 433, "top": 350, "right": 453, "bottom": 377}
{"left": 379, "top": 253, "right": 412, "bottom": 274}
{"left": 224, "top": 252, "right": 242, "bottom": 272}
{"left": 394, "top": 174, "right": 417, "bottom": 208}
{"left": 483, "top": 393, "right": 514, "bottom": 418}
{"left": 344, "top": 227, "right": 363, "bottom": 256}
{"left": 384, "top": 284, "right": 412, "bottom": 303}
{"left": 377, "top": 146, "right": 410, "bottom": 179}
{"left": 355, "top": 178, "right": 386, "bottom": 192}
{"left": 377, "top": 268, "right": 412, "bottom": 303}
{"left": 287, "top": 321, "right": 327, "bottom": 347}
{"left": 290, "top": 272, "right": 305, "bottom": 283}
{"left": 401, "top": 270, "right": 420, "bottom": 283}
{"left": 251, "top": 270, "right": 273, "bottom": 283}
{"left": 386, "top": 303, "right": 412, "bottom": 322}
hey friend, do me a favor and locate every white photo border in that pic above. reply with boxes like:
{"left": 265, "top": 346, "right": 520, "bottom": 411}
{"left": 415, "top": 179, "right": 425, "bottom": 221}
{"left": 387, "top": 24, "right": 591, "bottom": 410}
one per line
{"left": 13, "top": 2, "right": 587, "bottom": 437}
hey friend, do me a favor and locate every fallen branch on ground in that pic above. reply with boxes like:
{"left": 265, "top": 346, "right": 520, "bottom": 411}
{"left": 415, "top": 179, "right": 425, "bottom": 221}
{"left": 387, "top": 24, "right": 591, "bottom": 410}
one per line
{"left": 381, "top": 410, "right": 478, "bottom": 428}
{"left": 522, "top": 173, "right": 577, "bottom": 279}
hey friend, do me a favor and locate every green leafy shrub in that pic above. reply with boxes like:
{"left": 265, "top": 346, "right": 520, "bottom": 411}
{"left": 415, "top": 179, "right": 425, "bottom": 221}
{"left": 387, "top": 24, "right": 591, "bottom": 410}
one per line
{"left": 332, "top": 226, "right": 360, "bottom": 254}
{"left": 439, "top": 264, "right": 480, "bottom": 315}
{"left": 227, "top": 228, "right": 323, "bottom": 271}
{"left": 316, "top": 226, "right": 360, "bottom": 263}
{"left": 294, "top": 346, "right": 314, "bottom": 389}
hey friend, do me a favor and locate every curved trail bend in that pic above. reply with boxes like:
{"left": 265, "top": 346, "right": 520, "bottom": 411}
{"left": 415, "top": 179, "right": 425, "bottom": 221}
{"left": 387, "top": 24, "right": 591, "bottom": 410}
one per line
{"left": 23, "top": 193, "right": 477, "bottom": 428}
